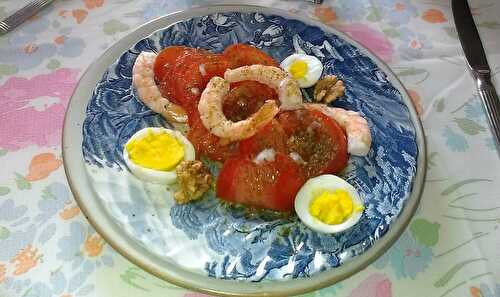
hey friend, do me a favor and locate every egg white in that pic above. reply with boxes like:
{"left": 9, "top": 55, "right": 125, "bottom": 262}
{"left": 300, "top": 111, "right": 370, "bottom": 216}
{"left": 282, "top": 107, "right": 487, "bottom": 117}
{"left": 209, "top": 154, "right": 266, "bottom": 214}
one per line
{"left": 295, "top": 174, "right": 363, "bottom": 234}
{"left": 280, "top": 53, "right": 323, "bottom": 88}
{"left": 123, "top": 127, "right": 195, "bottom": 185}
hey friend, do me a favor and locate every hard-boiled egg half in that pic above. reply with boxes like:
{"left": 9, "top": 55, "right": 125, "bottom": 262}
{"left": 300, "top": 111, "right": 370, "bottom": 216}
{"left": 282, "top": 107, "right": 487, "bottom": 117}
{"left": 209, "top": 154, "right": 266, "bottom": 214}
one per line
{"left": 123, "top": 127, "right": 195, "bottom": 184}
{"left": 280, "top": 53, "right": 323, "bottom": 88}
{"left": 295, "top": 175, "right": 364, "bottom": 234}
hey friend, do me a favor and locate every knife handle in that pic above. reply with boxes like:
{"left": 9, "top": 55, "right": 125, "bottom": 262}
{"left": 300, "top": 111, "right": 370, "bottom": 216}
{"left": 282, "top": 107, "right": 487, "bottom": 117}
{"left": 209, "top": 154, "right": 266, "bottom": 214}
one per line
{"left": 475, "top": 71, "right": 500, "bottom": 156}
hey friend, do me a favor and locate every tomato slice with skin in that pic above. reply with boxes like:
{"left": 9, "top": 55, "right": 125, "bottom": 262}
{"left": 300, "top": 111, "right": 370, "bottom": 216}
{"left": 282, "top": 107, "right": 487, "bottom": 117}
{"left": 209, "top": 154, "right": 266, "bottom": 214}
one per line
{"left": 238, "top": 119, "right": 287, "bottom": 156}
{"left": 277, "top": 109, "right": 348, "bottom": 178}
{"left": 223, "top": 81, "right": 277, "bottom": 122}
{"left": 186, "top": 111, "right": 238, "bottom": 162}
{"left": 171, "top": 50, "right": 208, "bottom": 109}
{"left": 216, "top": 110, "right": 348, "bottom": 212}
{"left": 187, "top": 80, "right": 278, "bottom": 162}
{"left": 216, "top": 153, "right": 305, "bottom": 212}
{"left": 223, "top": 44, "right": 279, "bottom": 68}
{"left": 199, "top": 53, "right": 231, "bottom": 85}
{"left": 154, "top": 46, "right": 198, "bottom": 106}
{"left": 239, "top": 109, "right": 348, "bottom": 178}
{"left": 154, "top": 46, "right": 191, "bottom": 86}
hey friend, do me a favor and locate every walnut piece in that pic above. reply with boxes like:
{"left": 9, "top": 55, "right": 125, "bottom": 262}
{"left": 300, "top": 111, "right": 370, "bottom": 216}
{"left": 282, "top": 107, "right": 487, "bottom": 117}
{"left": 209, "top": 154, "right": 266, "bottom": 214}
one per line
{"left": 174, "top": 160, "right": 212, "bottom": 204}
{"left": 313, "top": 75, "right": 345, "bottom": 103}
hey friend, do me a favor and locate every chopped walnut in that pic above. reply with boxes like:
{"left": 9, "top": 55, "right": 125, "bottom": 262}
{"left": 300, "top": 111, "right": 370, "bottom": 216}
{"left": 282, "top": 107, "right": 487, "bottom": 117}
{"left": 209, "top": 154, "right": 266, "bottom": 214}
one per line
{"left": 174, "top": 160, "right": 212, "bottom": 204}
{"left": 313, "top": 75, "right": 345, "bottom": 103}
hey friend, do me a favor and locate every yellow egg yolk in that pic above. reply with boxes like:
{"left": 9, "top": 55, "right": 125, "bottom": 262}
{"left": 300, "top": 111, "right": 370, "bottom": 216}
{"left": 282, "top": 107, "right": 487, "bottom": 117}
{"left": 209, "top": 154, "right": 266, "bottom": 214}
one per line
{"left": 309, "top": 190, "right": 364, "bottom": 225}
{"left": 126, "top": 130, "right": 184, "bottom": 171}
{"left": 288, "top": 60, "right": 308, "bottom": 79}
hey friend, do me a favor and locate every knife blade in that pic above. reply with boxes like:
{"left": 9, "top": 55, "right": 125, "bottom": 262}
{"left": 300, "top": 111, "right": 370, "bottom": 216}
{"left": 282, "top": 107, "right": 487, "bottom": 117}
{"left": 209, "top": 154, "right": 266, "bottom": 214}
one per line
{"left": 452, "top": 0, "right": 500, "bottom": 157}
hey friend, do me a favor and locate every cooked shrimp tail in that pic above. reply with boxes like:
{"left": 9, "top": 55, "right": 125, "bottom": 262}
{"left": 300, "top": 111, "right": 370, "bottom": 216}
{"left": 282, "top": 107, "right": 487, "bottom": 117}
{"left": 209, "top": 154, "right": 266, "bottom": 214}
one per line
{"left": 306, "top": 103, "right": 372, "bottom": 156}
{"left": 198, "top": 76, "right": 279, "bottom": 142}
{"left": 132, "top": 52, "right": 188, "bottom": 123}
{"left": 224, "top": 65, "right": 303, "bottom": 110}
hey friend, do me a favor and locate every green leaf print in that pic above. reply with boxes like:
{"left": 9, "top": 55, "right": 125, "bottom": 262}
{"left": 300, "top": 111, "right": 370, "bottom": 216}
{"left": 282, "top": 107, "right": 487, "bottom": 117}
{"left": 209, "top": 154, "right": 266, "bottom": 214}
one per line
{"left": 47, "top": 59, "right": 61, "bottom": 70}
{"left": 0, "top": 186, "right": 9, "bottom": 196}
{"left": 434, "top": 98, "right": 445, "bottom": 112}
{"left": 0, "top": 226, "right": 10, "bottom": 240}
{"left": 120, "top": 267, "right": 149, "bottom": 291}
{"left": 453, "top": 118, "right": 486, "bottom": 135}
{"left": 396, "top": 67, "right": 427, "bottom": 77}
{"left": 434, "top": 258, "right": 487, "bottom": 287}
{"left": 0, "top": 64, "right": 18, "bottom": 77}
{"left": 443, "top": 27, "right": 458, "bottom": 39}
{"left": 427, "top": 152, "right": 438, "bottom": 169}
{"left": 103, "top": 19, "right": 130, "bottom": 35}
{"left": 441, "top": 179, "right": 492, "bottom": 196}
{"left": 0, "top": 148, "right": 7, "bottom": 157}
{"left": 366, "top": 7, "right": 382, "bottom": 22}
{"left": 382, "top": 27, "right": 400, "bottom": 38}
{"left": 410, "top": 218, "right": 440, "bottom": 247}
{"left": 41, "top": 187, "right": 56, "bottom": 199}
{"left": 15, "top": 173, "right": 31, "bottom": 190}
{"left": 478, "top": 21, "right": 500, "bottom": 29}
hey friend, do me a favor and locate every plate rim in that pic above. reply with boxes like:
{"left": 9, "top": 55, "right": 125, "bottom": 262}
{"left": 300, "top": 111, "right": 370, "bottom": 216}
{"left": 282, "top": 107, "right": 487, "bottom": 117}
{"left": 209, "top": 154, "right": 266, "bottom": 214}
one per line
{"left": 62, "top": 5, "right": 427, "bottom": 297}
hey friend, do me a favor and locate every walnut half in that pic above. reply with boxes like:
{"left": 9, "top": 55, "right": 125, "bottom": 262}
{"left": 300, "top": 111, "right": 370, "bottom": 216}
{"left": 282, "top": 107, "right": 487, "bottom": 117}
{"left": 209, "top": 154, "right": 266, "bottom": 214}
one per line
{"left": 313, "top": 75, "right": 345, "bottom": 104}
{"left": 174, "top": 160, "right": 212, "bottom": 204}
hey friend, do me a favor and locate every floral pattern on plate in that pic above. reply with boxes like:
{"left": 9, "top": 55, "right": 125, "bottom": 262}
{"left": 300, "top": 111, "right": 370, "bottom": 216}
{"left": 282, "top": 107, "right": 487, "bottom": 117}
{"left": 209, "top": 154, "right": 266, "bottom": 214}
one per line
{"left": 81, "top": 12, "right": 418, "bottom": 281}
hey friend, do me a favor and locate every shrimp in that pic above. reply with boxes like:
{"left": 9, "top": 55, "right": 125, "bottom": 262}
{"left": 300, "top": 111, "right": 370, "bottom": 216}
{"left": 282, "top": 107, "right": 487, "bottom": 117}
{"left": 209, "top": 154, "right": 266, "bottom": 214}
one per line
{"left": 198, "top": 76, "right": 279, "bottom": 142}
{"left": 305, "top": 103, "right": 372, "bottom": 156}
{"left": 224, "top": 65, "right": 303, "bottom": 110}
{"left": 132, "top": 52, "right": 188, "bottom": 123}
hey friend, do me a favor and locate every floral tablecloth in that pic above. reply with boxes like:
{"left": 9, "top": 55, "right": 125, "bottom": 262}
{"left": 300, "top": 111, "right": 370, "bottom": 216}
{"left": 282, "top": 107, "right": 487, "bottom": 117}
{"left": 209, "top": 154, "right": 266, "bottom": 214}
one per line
{"left": 1, "top": 0, "right": 499, "bottom": 296}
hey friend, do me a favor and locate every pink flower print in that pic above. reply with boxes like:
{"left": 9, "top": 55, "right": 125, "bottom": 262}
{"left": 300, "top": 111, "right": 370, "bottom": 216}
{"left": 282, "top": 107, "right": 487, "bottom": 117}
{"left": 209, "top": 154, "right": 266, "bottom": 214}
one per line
{"left": 338, "top": 23, "right": 395, "bottom": 63}
{"left": 348, "top": 273, "right": 392, "bottom": 297}
{"left": 0, "top": 68, "right": 79, "bottom": 150}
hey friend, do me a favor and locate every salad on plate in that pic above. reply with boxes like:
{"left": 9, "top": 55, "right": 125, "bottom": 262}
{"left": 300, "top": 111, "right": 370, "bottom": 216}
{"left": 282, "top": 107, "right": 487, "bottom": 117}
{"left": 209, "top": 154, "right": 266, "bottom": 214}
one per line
{"left": 126, "top": 43, "right": 372, "bottom": 234}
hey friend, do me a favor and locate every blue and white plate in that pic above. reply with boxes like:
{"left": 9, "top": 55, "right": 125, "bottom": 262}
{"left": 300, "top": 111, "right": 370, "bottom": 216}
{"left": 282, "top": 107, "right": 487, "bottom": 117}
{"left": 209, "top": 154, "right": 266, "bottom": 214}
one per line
{"left": 63, "top": 5, "right": 425, "bottom": 296}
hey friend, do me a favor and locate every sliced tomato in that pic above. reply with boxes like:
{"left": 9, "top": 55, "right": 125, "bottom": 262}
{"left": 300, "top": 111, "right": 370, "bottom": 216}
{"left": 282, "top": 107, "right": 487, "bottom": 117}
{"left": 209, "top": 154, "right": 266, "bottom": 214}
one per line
{"left": 199, "top": 53, "right": 231, "bottom": 85}
{"left": 154, "top": 46, "right": 191, "bottom": 86}
{"left": 222, "top": 81, "right": 277, "bottom": 122}
{"left": 277, "top": 109, "right": 348, "bottom": 178}
{"left": 223, "top": 44, "right": 279, "bottom": 68}
{"left": 186, "top": 113, "right": 238, "bottom": 162}
{"left": 216, "top": 153, "right": 305, "bottom": 212}
{"left": 171, "top": 50, "right": 208, "bottom": 110}
{"left": 238, "top": 119, "right": 287, "bottom": 156}
{"left": 154, "top": 46, "right": 198, "bottom": 105}
{"left": 186, "top": 79, "right": 278, "bottom": 161}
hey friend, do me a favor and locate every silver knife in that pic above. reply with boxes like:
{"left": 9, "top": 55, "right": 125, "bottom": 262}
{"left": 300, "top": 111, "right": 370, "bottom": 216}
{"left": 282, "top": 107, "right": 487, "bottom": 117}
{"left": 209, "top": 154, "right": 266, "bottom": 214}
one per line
{"left": 0, "top": 0, "right": 54, "bottom": 35}
{"left": 452, "top": 0, "right": 500, "bottom": 156}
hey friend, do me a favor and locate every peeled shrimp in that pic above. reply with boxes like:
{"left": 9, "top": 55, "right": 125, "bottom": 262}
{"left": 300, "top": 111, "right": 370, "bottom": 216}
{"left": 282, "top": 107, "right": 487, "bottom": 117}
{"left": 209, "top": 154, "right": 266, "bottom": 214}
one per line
{"left": 224, "top": 65, "right": 303, "bottom": 110}
{"left": 132, "top": 52, "right": 188, "bottom": 123}
{"left": 198, "top": 76, "right": 279, "bottom": 142}
{"left": 306, "top": 103, "right": 372, "bottom": 156}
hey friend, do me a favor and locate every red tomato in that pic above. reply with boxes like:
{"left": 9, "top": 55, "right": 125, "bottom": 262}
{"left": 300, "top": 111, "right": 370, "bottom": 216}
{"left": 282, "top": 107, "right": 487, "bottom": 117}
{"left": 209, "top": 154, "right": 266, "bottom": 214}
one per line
{"left": 223, "top": 44, "right": 279, "bottom": 68}
{"left": 200, "top": 53, "right": 231, "bottom": 85}
{"left": 277, "top": 109, "right": 348, "bottom": 178}
{"left": 238, "top": 119, "right": 287, "bottom": 156}
{"left": 239, "top": 109, "right": 348, "bottom": 178}
{"left": 186, "top": 79, "right": 278, "bottom": 161}
{"left": 216, "top": 153, "right": 305, "bottom": 212}
{"left": 154, "top": 46, "right": 198, "bottom": 105}
{"left": 154, "top": 46, "right": 191, "bottom": 86}
{"left": 171, "top": 50, "right": 208, "bottom": 110}
{"left": 186, "top": 112, "right": 238, "bottom": 162}
{"left": 222, "top": 81, "right": 277, "bottom": 122}
{"left": 173, "top": 52, "right": 231, "bottom": 111}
